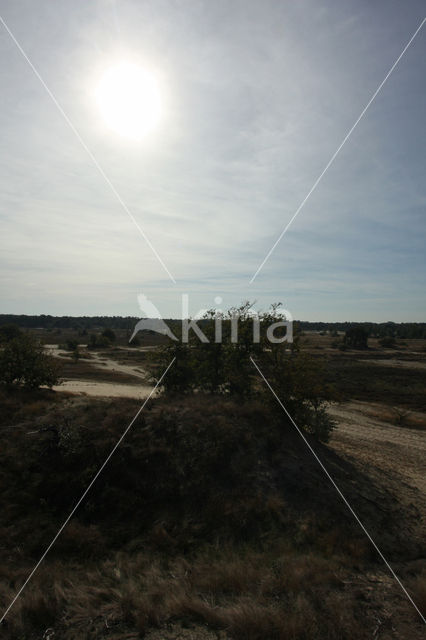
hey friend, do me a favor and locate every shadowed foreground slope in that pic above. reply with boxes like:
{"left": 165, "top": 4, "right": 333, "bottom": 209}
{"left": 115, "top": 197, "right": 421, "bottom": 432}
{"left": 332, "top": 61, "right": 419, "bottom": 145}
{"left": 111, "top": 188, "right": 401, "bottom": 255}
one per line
{"left": 0, "top": 390, "right": 425, "bottom": 639}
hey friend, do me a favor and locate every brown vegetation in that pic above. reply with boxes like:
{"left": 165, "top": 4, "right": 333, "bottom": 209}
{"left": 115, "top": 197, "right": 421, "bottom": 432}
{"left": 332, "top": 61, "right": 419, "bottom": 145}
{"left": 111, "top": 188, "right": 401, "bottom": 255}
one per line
{"left": 0, "top": 332, "right": 425, "bottom": 638}
{"left": 0, "top": 388, "right": 425, "bottom": 638}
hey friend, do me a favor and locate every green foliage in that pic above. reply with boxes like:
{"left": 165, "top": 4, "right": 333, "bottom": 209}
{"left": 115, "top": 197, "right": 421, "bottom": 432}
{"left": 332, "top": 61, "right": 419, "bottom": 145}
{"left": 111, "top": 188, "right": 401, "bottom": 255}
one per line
{"left": 0, "top": 334, "right": 60, "bottom": 389}
{"left": 155, "top": 302, "right": 263, "bottom": 398}
{"left": 102, "top": 328, "right": 116, "bottom": 342}
{"left": 1, "top": 314, "right": 426, "bottom": 338}
{"left": 259, "top": 343, "right": 336, "bottom": 442}
{"left": 153, "top": 302, "right": 334, "bottom": 441}
{"left": 293, "top": 403, "right": 337, "bottom": 442}
{"left": 344, "top": 327, "right": 369, "bottom": 349}
{"left": 0, "top": 323, "right": 22, "bottom": 342}
{"left": 57, "top": 420, "right": 83, "bottom": 455}
{"left": 156, "top": 342, "right": 197, "bottom": 395}
{"left": 88, "top": 333, "right": 112, "bottom": 349}
{"left": 379, "top": 335, "right": 396, "bottom": 348}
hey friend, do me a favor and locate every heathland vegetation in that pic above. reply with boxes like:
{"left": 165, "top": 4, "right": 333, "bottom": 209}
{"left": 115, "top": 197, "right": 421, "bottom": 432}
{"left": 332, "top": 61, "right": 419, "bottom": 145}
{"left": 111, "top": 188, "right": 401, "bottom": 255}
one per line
{"left": 0, "top": 328, "right": 60, "bottom": 389}
{"left": 1, "top": 313, "right": 426, "bottom": 338}
{"left": 0, "top": 313, "right": 425, "bottom": 638}
{"left": 152, "top": 303, "right": 335, "bottom": 442}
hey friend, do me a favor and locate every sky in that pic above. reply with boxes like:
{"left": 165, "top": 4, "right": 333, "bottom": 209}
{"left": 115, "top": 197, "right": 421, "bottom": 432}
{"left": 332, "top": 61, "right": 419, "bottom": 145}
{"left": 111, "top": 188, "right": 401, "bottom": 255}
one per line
{"left": 0, "top": 0, "right": 425, "bottom": 321}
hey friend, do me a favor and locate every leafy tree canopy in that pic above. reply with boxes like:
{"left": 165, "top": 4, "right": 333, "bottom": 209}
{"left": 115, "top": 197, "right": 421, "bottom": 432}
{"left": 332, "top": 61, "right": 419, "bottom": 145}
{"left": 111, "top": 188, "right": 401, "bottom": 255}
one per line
{"left": 0, "top": 334, "right": 60, "bottom": 389}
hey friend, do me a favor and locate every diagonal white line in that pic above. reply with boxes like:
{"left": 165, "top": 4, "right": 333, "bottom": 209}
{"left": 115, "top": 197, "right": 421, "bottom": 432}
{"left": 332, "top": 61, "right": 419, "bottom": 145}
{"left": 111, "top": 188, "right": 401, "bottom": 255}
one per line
{"left": 250, "top": 356, "right": 426, "bottom": 624}
{"left": 250, "top": 17, "right": 426, "bottom": 283}
{"left": 0, "top": 357, "right": 175, "bottom": 624}
{"left": 0, "top": 14, "right": 176, "bottom": 285}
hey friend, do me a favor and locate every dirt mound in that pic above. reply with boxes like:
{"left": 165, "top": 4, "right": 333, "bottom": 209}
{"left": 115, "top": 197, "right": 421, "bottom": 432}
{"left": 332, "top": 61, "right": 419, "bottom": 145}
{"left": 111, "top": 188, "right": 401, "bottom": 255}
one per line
{"left": 1, "top": 394, "right": 419, "bottom": 559}
{"left": 1, "top": 393, "right": 425, "bottom": 639}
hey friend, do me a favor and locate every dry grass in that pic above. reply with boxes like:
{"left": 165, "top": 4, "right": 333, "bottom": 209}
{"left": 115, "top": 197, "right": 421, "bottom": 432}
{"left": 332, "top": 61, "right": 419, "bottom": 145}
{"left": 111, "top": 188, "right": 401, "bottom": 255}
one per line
{"left": 410, "top": 571, "right": 426, "bottom": 617}
{"left": 366, "top": 405, "right": 426, "bottom": 430}
{"left": 0, "top": 386, "right": 59, "bottom": 426}
{"left": 0, "top": 546, "right": 367, "bottom": 639}
{"left": 0, "top": 392, "right": 421, "bottom": 638}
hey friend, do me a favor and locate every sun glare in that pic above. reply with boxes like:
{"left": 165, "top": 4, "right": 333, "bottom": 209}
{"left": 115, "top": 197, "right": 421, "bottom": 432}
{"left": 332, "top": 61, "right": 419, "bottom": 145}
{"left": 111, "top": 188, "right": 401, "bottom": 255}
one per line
{"left": 95, "top": 62, "right": 162, "bottom": 140}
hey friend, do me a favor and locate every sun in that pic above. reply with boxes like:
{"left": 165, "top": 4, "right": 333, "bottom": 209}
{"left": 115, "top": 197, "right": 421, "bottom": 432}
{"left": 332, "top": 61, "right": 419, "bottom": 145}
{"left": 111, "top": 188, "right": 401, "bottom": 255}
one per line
{"left": 95, "top": 62, "right": 162, "bottom": 140}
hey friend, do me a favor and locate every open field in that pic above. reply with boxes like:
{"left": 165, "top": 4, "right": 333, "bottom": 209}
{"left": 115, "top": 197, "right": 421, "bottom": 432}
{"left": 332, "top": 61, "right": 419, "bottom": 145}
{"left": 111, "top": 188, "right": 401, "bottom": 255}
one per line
{"left": 37, "top": 331, "right": 426, "bottom": 409}
{"left": 300, "top": 335, "right": 426, "bottom": 412}
{"left": 42, "top": 344, "right": 155, "bottom": 399}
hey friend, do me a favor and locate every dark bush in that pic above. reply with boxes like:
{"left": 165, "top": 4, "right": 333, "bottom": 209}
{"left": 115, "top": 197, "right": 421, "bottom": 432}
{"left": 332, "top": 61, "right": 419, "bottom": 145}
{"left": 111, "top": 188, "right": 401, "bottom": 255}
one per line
{"left": 344, "top": 327, "right": 368, "bottom": 349}
{"left": 0, "top": 323, "right": 22, "bottom": 342}
{"left": 102, "top": 328, "right": 116, "bottom": 342}
{"left": 379, "top": 335, "right": 396, "bottom": 348}
{"left": 88, "top": 333, "right": 111, "bottom": 349}
{"left": 153, "top": 303, "right": 335, "bottom": 441}
{"left": 0, "top": 334, "right": 60, "bottom": 389}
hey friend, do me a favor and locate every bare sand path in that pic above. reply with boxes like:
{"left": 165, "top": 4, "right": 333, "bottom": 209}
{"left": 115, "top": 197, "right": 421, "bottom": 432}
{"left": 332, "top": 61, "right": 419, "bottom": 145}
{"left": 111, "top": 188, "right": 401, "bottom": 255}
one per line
{"left": 53, "top": 380, "right": 154, "bottom": 399}
{"left": 329, "top": 400, "right": 426, "bottom": 498}
{"left": 45, "top": 344, "right": 153, "bottom": 399}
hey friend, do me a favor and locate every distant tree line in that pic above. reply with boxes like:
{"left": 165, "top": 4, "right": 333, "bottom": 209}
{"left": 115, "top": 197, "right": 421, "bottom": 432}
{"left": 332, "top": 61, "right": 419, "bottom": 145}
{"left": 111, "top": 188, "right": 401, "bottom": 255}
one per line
{"left": 0, "top": 314, "right": 139, "bottom": 331}
{"left": 1, "top": 315, "right": 425, "bottom": 339}
{"left": 298, "top": 321, "right": 426, "bottom": 339}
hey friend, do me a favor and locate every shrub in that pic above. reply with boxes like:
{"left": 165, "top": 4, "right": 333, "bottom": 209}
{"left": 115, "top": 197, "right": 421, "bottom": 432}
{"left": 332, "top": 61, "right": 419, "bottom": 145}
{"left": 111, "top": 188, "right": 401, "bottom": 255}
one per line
{"left": 0, "top": 334, "right": 60, "bottom": 389}
{"left": 153, "top": 303, "right": 335, "bottom": 441}
{"left": 0, "top": 323, "right": 22, "bottom": 342}
{"left": 259, "top": 350, "right": 336, "bottom": 442}
{"left": 88, "top": 333, "right": 111, "bottom": 349}
{"left": 379, "top": 335, "right": 396, "bottom": 348}
{"left": 344, "top": 327, "right": 368, "bottom": 349}
{"left": 102, "top": 328, "right": 116, "bottom": 342}
{"left": 409, "top": 570, "right": 426, "bottom": 617}
{"left": 391, "top": 406, "right": 411, "bottom": 427}
{"left": 297, "top": 403, "right": 336, "bottom": 442}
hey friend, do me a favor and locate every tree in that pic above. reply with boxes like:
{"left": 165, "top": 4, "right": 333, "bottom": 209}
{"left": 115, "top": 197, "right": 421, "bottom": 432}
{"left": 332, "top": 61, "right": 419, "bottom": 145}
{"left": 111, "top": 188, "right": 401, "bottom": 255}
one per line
{"left": 379, "top": 335, "right": 396, "bottom": 348}
{"left": 0, "top": 334, "right": 60, "bottom": 389}
{"left": 152, "top": 302, "right": 335, "bottom": 441}
{"left": 88, "top": 333, "right": 111, "bottom": 349}
{"left": 0, "top": 324, "right": 22, "bottom": 343}
{"left": 344, "top": 327, "right": 368, "bottom": 349}
{"left": 255, "top": 311, "right": 335, "bottom": 441}
{"left": 102, "top": 328, "right": 116, "bottom": 343}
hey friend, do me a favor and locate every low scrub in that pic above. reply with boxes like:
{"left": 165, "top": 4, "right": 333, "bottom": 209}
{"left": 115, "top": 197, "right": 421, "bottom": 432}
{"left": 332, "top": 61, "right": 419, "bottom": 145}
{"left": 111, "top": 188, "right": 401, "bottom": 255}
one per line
{"left": 0, "top": 392, "right": 421, "bottom": 638}
{"left": 1, "top": 546, "right": 368, "bottom": 640}
{"left": 0, "top": 334, "right": 60, "bottom": 389}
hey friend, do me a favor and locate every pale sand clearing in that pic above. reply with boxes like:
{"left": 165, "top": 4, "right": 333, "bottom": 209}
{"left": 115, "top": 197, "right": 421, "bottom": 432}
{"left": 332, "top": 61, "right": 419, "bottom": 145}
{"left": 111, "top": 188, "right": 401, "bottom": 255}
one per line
{"left": 45, "top": 344, "right": 153, "bottom": 398}
{"left": 329, "top": 400, "right": 426, "bottom": 496}
{"left": 53, "top": 380, "right": 154, "bottom": 399}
